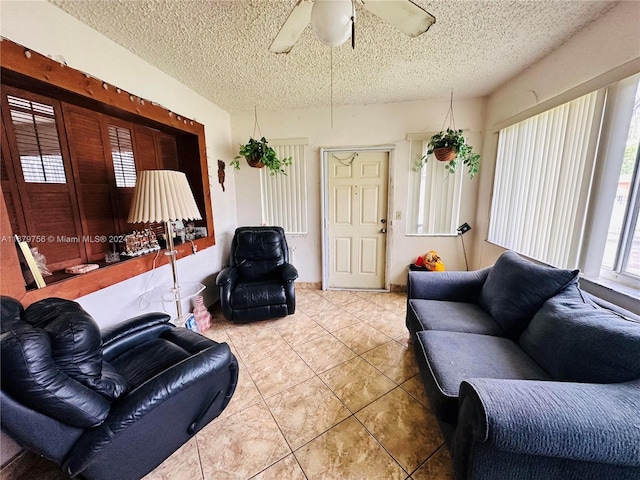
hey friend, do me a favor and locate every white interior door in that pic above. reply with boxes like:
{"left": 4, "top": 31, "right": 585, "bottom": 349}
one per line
{"left": 326, "top": 150, "right": 389, "bottom": 289}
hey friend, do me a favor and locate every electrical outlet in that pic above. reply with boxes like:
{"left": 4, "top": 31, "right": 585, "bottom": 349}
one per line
{"left": 457, "top": 223, "right": 471, "bottom": 235}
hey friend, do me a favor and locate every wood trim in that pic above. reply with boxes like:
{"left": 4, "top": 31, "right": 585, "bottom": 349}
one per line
{"left": 20, "top": 236, "right": 214, "bottom": 307}
{"left": 0, "top": 38, "right": 203, "bottom": 136}
{"left": 0, "top": 38, "right": 216, "bottom": 305}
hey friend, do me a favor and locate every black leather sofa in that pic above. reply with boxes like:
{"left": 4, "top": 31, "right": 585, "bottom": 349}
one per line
{"left": 0, "top": 296, "right": 238, "bottom": 480}
{"left": 217, "top": 226, "right": 298, "bottom": 322}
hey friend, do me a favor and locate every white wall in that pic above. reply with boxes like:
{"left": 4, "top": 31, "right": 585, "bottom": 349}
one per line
{"left": 231, "top": 98, "right": 485, "bottom": 287}
{"left": 472, "top": 0, "right": 640, "bottom": 269}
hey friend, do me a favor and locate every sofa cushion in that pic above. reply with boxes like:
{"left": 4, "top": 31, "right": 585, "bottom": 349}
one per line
{"left": 416, "top": 330, "right": 550, "bottom": 422}
{"left": 109, "top": 337, "right": 191, "bottom": 389}
{"left": 478, "top": 251, "right": 579, "bottom": 338}
{"left": 408, "top": 299, "right": 504, "bottom": 336}
{"left": 519, "top": 284, "right": 640, "bottom": 383}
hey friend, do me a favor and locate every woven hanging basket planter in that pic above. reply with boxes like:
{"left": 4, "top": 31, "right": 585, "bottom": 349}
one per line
{"left": 246, "top": 155, "right": 265, "bottom": 168}
{"left": 434, "top": 147, "right": 458, "bottom": 162}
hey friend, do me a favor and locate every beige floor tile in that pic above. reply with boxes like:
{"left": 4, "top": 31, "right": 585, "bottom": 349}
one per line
{"left": 143, "top": 437, "right": 202, "bottom": 480}
{"left": 292, "top": 334, "right": 356, "bottom": 374}
{"left": 298, "top": 297, "right": 340, "bottom": 316}
{"left": 332, "top": 322, "right": 392, "bottom": 355}
{"left": 362, "top": 340, "right": 419, "bottom": 384}
{"left": 400, "top": 375, "right": 431, "bottom": 409}
{"left": 411, "top": 445, "right": 455, "bottom": 480}
{"left": 355, "top": 388, "right": 443, "bottom": 473}
{"left": 251, "top": 454, "right": 306, "bottom": 480}
{"left": 214, "top": 357, "right": 262, "bottom": 421}
{"left": 364, "top": 310, "right": 408, "bottom": 338}
{"left": 228, "top": 327, "right": 288, "bottom": 367}
{"left": 314, "top": 290, "right": 358, "bottom": 305}
{"left": 340, "top": 298, "right": 386, "bottom": 317}
{"left": 306, "top": 306, "right": 360, "bottom": 332}
{"left": 294, "top": 416, "right": 405, "bottom": 479}
{"left": 266, "top": 376, "right": 350, "bottom": 450}
{"left": 270, "top": 313, "right": 329, "bottom": 346}
{"left": 198, "top": 401, "right": 290, "bottom": 480}
{"left": 319, "top": 356, "right": 396, "bottom": 413}
{"left": 248, "top": 346, "right": 315, "bottom": 398}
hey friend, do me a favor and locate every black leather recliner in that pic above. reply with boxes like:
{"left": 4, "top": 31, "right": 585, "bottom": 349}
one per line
{"left": 0, "top": 295, "right": 238, "bottom": 480}
{"left": 216, "top": 226, "right": 298, "bottom": 323}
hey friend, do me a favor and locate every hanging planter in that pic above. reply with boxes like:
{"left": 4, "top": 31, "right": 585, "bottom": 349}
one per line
{"left": 231, "top": 137, "right": 291, "bottom": 175}
{"left": 416, "top": 93, "right": 481, "bottom": 179}
{"left": 433, "top": 147, "right": 457, "bottom": 163}
{"left": 230, "top": 107, "right": 292, "bottom": 176}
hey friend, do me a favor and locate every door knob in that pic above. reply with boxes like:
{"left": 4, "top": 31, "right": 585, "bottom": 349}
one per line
{"left": 380, "top": 219, "right": 386, "bottom": 224}
{"left": 380, "top": 228, "right": 387, "bottom": 233}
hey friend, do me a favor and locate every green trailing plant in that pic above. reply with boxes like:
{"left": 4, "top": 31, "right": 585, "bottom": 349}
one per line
{"left": 231, "top": 137, "right": 292, "bottom": 176}
{"left": 416, "top": 128, "right": 481, "bottom": 179}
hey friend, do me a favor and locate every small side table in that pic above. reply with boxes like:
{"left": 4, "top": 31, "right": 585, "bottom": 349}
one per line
{"left": 144, "top": 282, "right": 205, "bottom": 326}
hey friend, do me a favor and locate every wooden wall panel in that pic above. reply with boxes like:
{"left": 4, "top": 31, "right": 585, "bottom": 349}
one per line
{"left": 62, "top": 104, "right": 119, "bottom": 262}
{"left": 0, "top": 38, "right": 215, "bottom": 302}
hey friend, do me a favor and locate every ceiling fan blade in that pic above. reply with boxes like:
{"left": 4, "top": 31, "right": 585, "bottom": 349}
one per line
{"left": 269, "top": 0, "right": 314, "bottom": 54}
{"left": 361, "top": 0, "right": 435, "bottom": 37}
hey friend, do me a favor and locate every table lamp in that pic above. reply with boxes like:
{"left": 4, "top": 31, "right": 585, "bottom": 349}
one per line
{"left": 128, "top": 170, "right": 202, "bottom": 320}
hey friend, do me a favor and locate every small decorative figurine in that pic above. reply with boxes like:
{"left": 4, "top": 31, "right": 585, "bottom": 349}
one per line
{"left": 218, "top": 160, "right": 226, "bottom": 192}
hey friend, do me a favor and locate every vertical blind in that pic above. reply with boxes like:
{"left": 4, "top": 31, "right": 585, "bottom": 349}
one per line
{"left": 488, "top": 90, "right": 603, "bottom": 268}
{"left": 260, "top": 140, "right": 308, "bottom": 234}
{"left": 406, "top": 137, "right": 462, "bottom": 235}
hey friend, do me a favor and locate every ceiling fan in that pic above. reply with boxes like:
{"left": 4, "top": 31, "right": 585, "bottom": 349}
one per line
{"left": 269, "top": 0, "right": 436, "bottom": 54}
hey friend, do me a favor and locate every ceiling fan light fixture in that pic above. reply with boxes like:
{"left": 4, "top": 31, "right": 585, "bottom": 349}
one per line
{"left": 311, "top": 0, "right": 353, "bottom": 47}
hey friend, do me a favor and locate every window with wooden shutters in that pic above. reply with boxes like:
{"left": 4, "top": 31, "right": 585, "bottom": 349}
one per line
{"left": 2, "top": 88, "right": 85, "bottom": 271}
{"left": 6, "top": 94, "right": 66, "bottom": 184}
{"left": 108, "top": 125, "right": 137, "bottom": 187}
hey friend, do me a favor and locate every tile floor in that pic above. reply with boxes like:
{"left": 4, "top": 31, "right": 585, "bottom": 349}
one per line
{"left": 1, "top": 290, "right": 454, "bottom": 480}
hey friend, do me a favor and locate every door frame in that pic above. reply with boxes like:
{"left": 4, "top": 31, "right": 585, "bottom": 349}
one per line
{"left": 320, "top": 145, "right": 395, "bottom": 291}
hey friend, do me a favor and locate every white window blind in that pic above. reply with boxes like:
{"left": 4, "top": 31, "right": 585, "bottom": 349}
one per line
{"left": 108, "top": 125, "right": 137, "bottom": 187}
{"left": 260, "top": 139, "right": 308, "bottom": 234}
{"left": 7, "top": 95, "right": 67, "bottom": 184}
{"left": 406, "top": 136, "right": 462, "bottom": 235}
{"left": 488, "top": 91, "right": 604, "bottom": 268}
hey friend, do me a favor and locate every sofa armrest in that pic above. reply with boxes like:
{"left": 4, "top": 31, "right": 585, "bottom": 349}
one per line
{"left": 278, "top": 262, "right": 299, "bottom": 282}
{"left": 408, "top": 268, "right": 491, "bottom": 302}
{"left": 101, "top": 312, "right": 172, "bottom": 361}
{"left": 454, "top": 378, "right": 640, "bottom": 472}
{"left": 64, "top": 342, "right": 238, "bottom": 477}
{"left": 216, "top": 266, "right": 239, "bottom": 286}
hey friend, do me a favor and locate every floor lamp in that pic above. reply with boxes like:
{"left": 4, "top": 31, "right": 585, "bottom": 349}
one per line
{"left": 128, "top": 170, "right": 202, "bottom": 321}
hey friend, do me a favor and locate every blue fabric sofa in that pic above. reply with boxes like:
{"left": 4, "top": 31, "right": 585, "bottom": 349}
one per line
{"left": 406, "top": 251, "right": 640, "bottom": 480}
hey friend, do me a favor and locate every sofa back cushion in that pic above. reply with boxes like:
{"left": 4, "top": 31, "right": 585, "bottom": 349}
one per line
{"left": 519, "top": 284, "right": 640, "bottom": 383}
{"left": 478, "top": 251, "right": 579, "bottom": 338}
{"left": 1, "top": 326, "right": 110, "bottom": 427}
{"left": 23, "top": 298, "right": 127, "bottom": 399}
{"left": 231, "top": 227, "right": 287, "bottom": 281}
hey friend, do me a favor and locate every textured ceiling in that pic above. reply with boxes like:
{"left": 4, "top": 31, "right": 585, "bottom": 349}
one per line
{"left": 50, "top": 0, "right": 616, "bottom": 114}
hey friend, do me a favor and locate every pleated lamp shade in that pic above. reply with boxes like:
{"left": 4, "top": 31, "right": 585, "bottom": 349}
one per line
{"left": 128, "top": 170, "right": 202, "bottom": 223}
